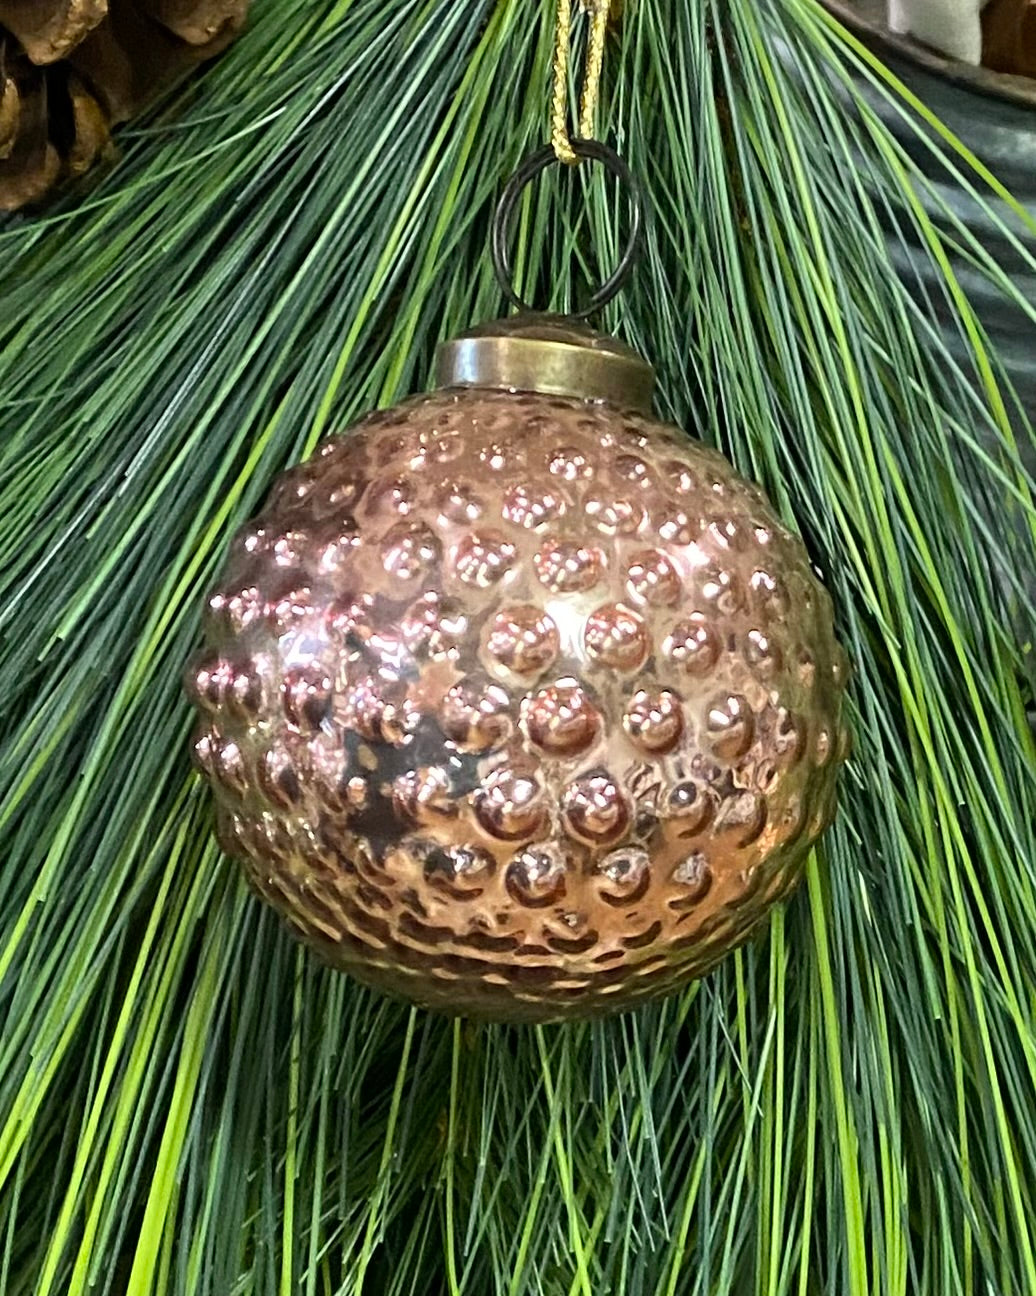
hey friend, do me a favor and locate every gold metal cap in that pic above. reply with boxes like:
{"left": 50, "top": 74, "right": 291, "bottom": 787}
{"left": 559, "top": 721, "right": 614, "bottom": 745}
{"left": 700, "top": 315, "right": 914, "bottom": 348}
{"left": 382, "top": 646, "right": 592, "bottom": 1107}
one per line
{"left": 434, "top": 314, "right": 655, "bottom": 415}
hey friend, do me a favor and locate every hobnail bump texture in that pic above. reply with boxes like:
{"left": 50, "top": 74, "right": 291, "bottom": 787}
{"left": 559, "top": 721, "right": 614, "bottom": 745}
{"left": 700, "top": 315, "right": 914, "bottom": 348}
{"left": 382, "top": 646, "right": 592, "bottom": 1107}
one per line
{"left": 187, "top": 388, "right": 850, "bottom": 1021}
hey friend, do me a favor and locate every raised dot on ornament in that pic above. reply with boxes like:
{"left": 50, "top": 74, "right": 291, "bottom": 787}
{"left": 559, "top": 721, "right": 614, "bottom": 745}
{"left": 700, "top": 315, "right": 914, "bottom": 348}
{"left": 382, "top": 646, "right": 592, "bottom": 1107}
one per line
{"left": 585, "top": 494, "right": 643, "bottom": 536}
{"left": 401, "top": 592, "right": 468, "bottom": 660}
{"left": 663, "top": 459, "right": 698, "bottom": 494}
{"left": 663, "top": 615, "right": 719, "bottom": 674}
{"left": 619, "top": 420, "right": 651, "bottom": 448}
{"left": 438, "top": 479, "right": 483, "bottom": 524}
{"left": 523, "top": 679, "right": 602, "bottom": 756}
{"left": 206, "top": 587, "right": 259, "bottom": 635}
{"left": 613, "top": 454, "right": 652, "bottom": 488}
{"left": 190, "top": 655, "right": 231, "bottom": 713}
{"left": 534, "top": 539, "right": 602, "bottom": 593}
{"left": 657, "top": 508, "right": 698, "bottom": 546}
{"left": 454, "top": 530, "right": 516, "bottom": 586}
{"left": 625, "top": 549, "right": 681, "bottom": 607}
{"left": 775, "top": 795, "right": 805, "bottom": 844}
{"left": 422, "top": 842, "right": 494, "bottom": 894}
{"left": 325, "top": 593, "right": 373, "bottom": 639}
{"left": 440, "top": 677, "right": 512, "bottom": 752}
{"left": 713, "top": 791, "right": 767, "bottom": 847}
{"left": 258, "top": 750, "right": 303, "bottom": 810}
{"left": 750, "top": 568, "right": 789, "bottom": 614}
{"left": 281, "top": 664, "right": 333, "bottom": 732}
{"left": 242, "top": 527, "right": 272, "bottom": 555}
{"left": 391, "top": 767, "right": 455, "bottom": 824}
{"left": 707, "top": 694, "right": 754, "bottom": 761}
{"left": 502, "top": 483, "right": 566, "bottom": 530}
{"left": 505, "top": 844, "right": 568, "bottom": 908}
{"left": 345, "top": 777, "right": 368, "bottom": 811}
{"left": 485, "top": 606, "right": 560, "bottom": 678}
{"left": 670, "top": 852, "right": 713, "bottom": 905}
{"left": 273, "top": 531, "right": 311, "bottom": 568}
{"left": 266, "top": 584, "right": 316, "bottom": 634}
{"left": 423, "top": 426, "right": 464, "bottom": 463}
{"left": 192, "top": 720, "right": 220, "bottom": 765}
{"left": 381, "top": 521, "right": 440, "bottom": 581}
{"left": 745, "top": 629, "right": 782, "bottom": 677}
{"left": 623, "top": 689, "right": 684, "bottom": 754}
{"left": 584, "top": 603, "right": 649, "bottom": 671}
{"left": 367, "top": 475, "right": 417, "bottom": 517}
{"left": 561, "top": 769, "right": 631, "bottom": 846}
{"left": 475, "top": 764, "right": 547, "bottom": 842}
{"left": 698, "top": 566, "right": 743, "bottom": 616}
{"left": 548, "top": 445, "right": 593, "bottom": 481}
{"left": 707, "top": 517, "right": 747, "bottom": 551}
{"left": 665, "top": 781, "right": 714, "bottom": 835}
{"left": 319, "top": 526, "right": 361, "bottom": 571}
{"left": 345, "top": 678, "right": 411, "bottom": 744}
{"left": 479, "top": 441, "right": 514, "bottom": 471}
{"left": 774, "top": 707, "right": 806, "bottom": 765}
{"left": 307, "top": 752, "right": 353, "bottom": 815}
{"left": 595, "top": 847, "right": 650, "bottom": 905}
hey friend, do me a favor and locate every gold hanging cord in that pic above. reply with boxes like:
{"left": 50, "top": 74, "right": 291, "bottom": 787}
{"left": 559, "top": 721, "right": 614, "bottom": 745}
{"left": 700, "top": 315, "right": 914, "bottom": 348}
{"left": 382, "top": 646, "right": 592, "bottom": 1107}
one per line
{"left": 550, "top": 0, "right": 614, "bottom": 165}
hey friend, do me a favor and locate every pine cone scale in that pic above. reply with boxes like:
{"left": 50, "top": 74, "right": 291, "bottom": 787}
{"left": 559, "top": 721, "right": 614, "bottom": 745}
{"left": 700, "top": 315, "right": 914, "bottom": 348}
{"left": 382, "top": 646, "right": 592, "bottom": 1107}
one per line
{"left": 66, "top": 69, "right": 109, "bottom": 175}
{"left": 0, "top": 0, "right": 108, "bottom": 64}
{"left": 0, "top": 64, "right": 60, "bottom": 209}
{"left": 138, "top": 0, "right": 247, "bottom": 48}
{"left": 1, "top": 70, "right": 18, "bottom": 157}
{"left": 0, "top": 0, "right": 250, "bottom": 210}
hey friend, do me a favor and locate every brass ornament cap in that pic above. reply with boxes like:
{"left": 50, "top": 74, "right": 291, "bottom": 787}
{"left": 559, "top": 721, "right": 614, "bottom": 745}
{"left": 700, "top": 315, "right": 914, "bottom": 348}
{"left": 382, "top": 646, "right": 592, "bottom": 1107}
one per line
{"left": 436, "top": 314, "right": 655, "bottom": 413}
{"left": 187, "top": 317, "right": 851, "bottom": 1022}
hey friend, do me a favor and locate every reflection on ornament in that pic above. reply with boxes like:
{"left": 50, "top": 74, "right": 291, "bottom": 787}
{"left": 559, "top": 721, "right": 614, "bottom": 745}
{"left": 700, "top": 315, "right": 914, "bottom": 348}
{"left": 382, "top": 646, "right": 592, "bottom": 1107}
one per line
{"left": 187, "top": 316, "right": 850, "bottom": 1021}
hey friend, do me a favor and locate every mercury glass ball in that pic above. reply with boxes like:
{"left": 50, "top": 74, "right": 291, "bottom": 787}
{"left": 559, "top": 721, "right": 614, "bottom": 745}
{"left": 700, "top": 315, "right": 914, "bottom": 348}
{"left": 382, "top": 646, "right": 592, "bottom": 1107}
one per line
{"left": 186, "top": 318, "right": 850, "bottom": 1021}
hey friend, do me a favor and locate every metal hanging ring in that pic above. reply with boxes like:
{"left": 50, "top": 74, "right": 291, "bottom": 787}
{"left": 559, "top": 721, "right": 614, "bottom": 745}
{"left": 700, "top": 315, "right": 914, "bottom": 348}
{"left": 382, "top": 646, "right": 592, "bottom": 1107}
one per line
{"left": 491, "top": 140, "right": 643, "bottom": 319}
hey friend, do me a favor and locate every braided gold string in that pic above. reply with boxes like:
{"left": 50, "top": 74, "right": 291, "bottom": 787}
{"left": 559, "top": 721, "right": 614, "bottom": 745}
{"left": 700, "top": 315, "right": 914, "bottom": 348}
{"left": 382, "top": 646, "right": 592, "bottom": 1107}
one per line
{"left": 550, "top": 0, "right": 614, "bottom": 165}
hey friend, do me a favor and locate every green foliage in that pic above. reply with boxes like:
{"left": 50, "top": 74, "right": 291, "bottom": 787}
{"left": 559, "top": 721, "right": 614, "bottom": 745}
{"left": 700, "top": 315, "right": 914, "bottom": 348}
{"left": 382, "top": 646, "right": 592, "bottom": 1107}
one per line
{"left": 0, "top": 0, "right": 1034, "bottom": 1292}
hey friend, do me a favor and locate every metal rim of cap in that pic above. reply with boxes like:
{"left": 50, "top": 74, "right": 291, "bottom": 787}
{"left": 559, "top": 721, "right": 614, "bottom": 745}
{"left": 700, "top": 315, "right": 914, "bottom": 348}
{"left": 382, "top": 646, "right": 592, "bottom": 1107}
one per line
{"left": 434, "top": 314, "right": 655, "bottom": 415}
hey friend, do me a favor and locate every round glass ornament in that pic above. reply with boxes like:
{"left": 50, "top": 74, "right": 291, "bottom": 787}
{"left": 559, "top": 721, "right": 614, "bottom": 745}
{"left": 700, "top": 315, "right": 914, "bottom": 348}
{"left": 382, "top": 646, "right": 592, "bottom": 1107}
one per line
{"left": 186, "top": 311, "right": 850, "bottom": 1022}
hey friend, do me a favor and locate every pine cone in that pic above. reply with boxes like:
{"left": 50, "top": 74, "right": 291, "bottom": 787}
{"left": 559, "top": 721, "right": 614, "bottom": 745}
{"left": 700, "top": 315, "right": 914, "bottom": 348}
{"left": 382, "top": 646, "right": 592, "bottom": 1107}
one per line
{"left": 0, "top": 0, "right": 249, "bottom": 211}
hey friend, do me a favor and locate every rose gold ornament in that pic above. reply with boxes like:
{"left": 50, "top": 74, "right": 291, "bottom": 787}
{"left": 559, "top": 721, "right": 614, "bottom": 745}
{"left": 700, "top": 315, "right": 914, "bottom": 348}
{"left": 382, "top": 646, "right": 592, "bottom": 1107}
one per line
{"left": 186, "top": 145, "right": 850, "bottom": 1022}
{"left": 187, "top": 313, "right": 850, "bottom": 1021}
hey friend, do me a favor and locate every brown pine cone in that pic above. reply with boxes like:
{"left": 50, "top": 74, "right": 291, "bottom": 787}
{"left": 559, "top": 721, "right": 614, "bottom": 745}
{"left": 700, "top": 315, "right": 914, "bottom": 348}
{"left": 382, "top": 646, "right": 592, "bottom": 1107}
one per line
{"left": 0, "top": 0, "right": 249, "bottom": 211}
{"left": 982, "top": 0, "right": 1036, "bottom": 76}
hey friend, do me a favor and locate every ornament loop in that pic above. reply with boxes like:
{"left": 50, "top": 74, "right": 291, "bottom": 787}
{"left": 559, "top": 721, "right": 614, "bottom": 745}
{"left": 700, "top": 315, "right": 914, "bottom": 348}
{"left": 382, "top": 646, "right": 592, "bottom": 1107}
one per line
{"left": 491, "top": 140, "right": 643, "bottom": 319}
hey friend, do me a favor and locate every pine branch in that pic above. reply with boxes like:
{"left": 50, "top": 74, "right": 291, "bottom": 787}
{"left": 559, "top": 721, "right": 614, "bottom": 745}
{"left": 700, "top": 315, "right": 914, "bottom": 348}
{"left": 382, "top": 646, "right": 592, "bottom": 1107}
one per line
{"left": 0, "top": 0, "right": 1033, "bottom": 1292}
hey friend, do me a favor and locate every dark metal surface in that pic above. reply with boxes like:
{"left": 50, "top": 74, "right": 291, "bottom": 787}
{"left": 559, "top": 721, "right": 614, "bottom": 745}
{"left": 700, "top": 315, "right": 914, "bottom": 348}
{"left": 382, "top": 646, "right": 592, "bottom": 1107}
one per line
{"left": 491, "top": 140, "right": 644, "bottom": 318}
